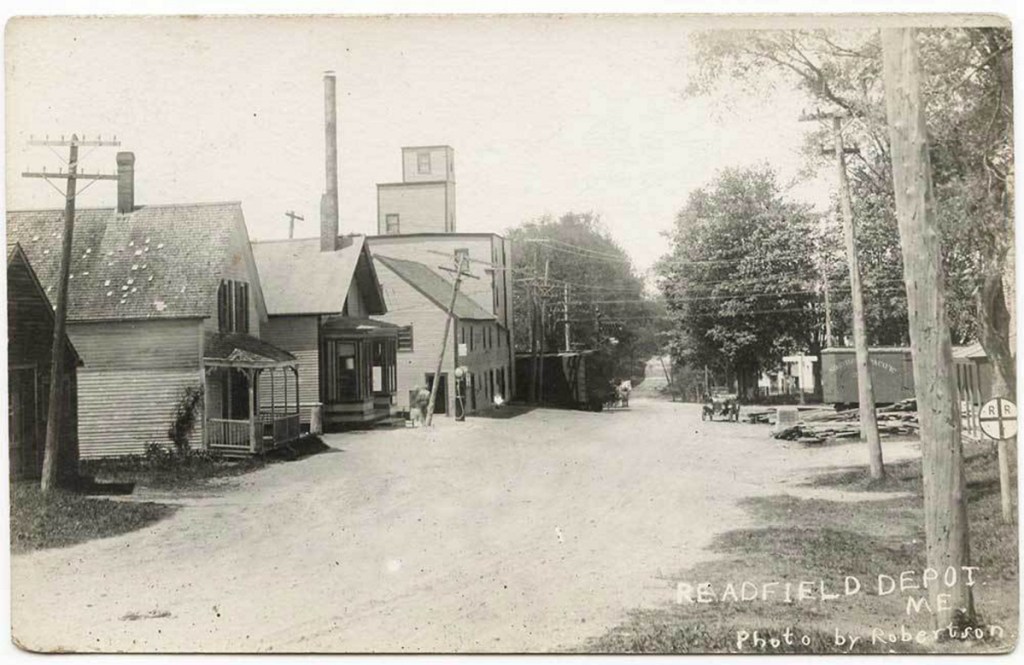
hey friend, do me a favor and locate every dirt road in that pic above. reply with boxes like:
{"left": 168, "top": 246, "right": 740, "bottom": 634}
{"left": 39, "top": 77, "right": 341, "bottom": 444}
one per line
{"left": 11, "top": 396, "right": 920, "bottom": 653}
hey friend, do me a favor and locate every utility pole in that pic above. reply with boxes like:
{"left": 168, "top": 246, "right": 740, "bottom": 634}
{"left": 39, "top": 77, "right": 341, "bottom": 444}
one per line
{"left": 22, "top": 134, "right": 120, "bottom": 493}
{"left": 882, "top": 28, "right": 974, "bottom": 628}
{"left": 426, "top": 252, "right": 476, "bottom": 425}
{"left": 538, "top": 256, "right": 550, "bottom": 403}
{"left": 820, "top": 216, "right": 835, "bottom": 348}
{"left": 284, "top": 210, "right": 304, "bottom": 239}
{"left": 801, "top": 110, "right": 884, "bottom": 479}
{"left": 528, "top": 281, "right": 537, "bottom": 403}
{"left": 563, "top": 283, "right": 571, "bottom": 352}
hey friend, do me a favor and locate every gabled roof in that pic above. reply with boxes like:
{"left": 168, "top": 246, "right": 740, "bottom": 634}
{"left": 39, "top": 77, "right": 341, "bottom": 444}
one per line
{"left": 6, "top": 242, "right": 82, "bottom": 366}
{"left": 6, "top": 202, "right": 267, "bottom": 322}
{"left": 374, "top": 254, "right": 495, "bottom": 320}
{"left": 250, "top": 236, "right": 386, "bottom": 316}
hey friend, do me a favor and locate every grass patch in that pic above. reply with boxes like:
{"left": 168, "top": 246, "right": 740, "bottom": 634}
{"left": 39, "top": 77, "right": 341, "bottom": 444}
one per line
{"left": 10, "top": 482, "right": 175, "bottom": 554}
{"left": 587, "top": 439, "right": 1017, "bottom": 654}
{"left": 79, "top": 435, "right": 331, "bottom": 491}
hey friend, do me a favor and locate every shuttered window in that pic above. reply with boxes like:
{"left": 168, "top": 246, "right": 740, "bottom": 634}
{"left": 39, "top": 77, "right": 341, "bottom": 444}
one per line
{"left": 397, "top": 326, "right": 414, "bottom": 352}
{"left": 217, "top": 279, "right": 250, "bottom": 334}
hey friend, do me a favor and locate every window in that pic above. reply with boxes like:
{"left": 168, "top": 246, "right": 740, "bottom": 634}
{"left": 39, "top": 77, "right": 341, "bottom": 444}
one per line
{"left": 371, "top": 339, "right": 397, "bottom": 394}
{"left": 217, "top": 279, "right": 249, "bottom": 333}
{"left": 469, "top": 324, "right": 474, "bottom": 352}
{"left": 323, "top": 340, "right": 360, "bottom": 403}
{"left": 417, "top": 151, "right": 431, "bottom": 175}
{"left": 398, "top": 326, "right": 414, "bottom": 352}
{"left": 385, "top": 214, "right": 400, "bottom": 235}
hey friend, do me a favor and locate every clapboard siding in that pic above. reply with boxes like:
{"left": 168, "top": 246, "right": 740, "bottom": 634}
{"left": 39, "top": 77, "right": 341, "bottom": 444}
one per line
{"left": 259, "top": 316, "right": 320, "bottom": 411}
{"left": 78, "top": 369, "right": 202, "bottom": 458}
{"left": 68, "top": 319, "right": 202, "bottom": 371}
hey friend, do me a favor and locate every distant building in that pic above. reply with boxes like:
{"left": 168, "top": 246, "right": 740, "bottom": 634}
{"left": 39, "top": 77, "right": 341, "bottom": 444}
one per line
{"left": 377, "top": 146, "right": 457, "bottom": 235}
{"left": 7, "top": 243, "right": 82, "bottom": 481}
{"left": 6, "top": 153, "right": 300, "bottom": 457}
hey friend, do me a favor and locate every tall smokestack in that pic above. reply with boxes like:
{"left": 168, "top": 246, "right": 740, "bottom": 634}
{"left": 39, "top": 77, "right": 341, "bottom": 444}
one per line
{"left": 321, "top": 70, "right": 339, "bottom": 252}
{"left": 116, "top": 152, "right": 135, "bottom": 214}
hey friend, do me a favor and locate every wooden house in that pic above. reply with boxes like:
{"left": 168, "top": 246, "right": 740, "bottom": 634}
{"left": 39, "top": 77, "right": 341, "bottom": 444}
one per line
{"left": 7, "top": 243, "right": 82, "bottom": 481}
{"left": 6, "top": 152, "right": 300, "bottom": 457}
{"left": 251, "top": 235, "right": 399, "bottom": 430}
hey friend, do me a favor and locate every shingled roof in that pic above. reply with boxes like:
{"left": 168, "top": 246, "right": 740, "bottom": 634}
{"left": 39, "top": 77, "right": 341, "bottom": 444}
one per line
{"left": 205, "top": 332, "right": 297, "bottom": 366}
{"left": 374, "top": 254, "right": 495, "bottom": 320}
{"left": 251, "top": 236, "right": 386, "bottom": 316}
{"left": 6, "top": 202, "right": 264, "bottom": 322}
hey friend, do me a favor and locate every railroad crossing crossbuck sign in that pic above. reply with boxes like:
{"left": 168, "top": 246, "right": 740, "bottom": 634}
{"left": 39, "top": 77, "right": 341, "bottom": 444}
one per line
{"left": 979, "top": 397, "right": 1018, "bottom": 441}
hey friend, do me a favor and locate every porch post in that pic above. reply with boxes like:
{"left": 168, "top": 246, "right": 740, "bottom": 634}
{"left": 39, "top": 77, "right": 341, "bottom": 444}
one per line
{"left": 271, "top": 367, "right": 276, "bottom": 417}
{"left": 201, "top": 363, "right": 209, "bottom": 451}
{"left": 282, "top": 367, "right": 287, "bottom": 418}
{"left": 248, "top": 368, "right": 257, "bottom": 454}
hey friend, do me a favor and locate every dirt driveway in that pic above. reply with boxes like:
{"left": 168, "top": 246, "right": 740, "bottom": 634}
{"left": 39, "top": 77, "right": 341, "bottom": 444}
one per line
{"left": 11, "top": 397, "right": 921, "bottom": 653}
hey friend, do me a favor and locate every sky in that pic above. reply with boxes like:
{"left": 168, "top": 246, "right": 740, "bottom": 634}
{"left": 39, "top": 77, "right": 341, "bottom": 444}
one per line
{"left": 6, "top": 15, "right": 863, "bottom": 276}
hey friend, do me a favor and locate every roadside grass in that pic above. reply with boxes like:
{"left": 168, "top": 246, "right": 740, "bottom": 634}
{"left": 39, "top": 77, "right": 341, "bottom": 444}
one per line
{"left": 587, "top": 439, "right": 1017, "bottom": 654}
{"left": 79, "top": 435, "right": 331, "bottom": 491}
{"left": 10, "top": 482, "right": 175, "bottom": 554}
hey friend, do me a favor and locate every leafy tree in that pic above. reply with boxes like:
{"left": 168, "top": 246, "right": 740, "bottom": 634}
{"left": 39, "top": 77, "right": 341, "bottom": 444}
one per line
{"left": 657, "top": 166, "right": 824, "bottom": 397}
{"left": 688, "top": 27, "right": 1014, "bottom": 395}
{"left": 508, "top": 212, "right": 656, "bottom": 383}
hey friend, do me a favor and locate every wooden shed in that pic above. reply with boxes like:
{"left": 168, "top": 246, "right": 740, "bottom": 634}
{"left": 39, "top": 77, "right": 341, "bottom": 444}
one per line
{"left": 7, "top": 243, "right": 82, "bottom": 481}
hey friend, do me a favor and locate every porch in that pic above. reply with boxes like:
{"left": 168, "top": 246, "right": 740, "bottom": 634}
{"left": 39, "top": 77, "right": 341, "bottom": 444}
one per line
{"left": 203, "top": 333, "right": 301, "bottom": 456}
{"left": 320, "top": 316, "right": 399, "bottom": 430}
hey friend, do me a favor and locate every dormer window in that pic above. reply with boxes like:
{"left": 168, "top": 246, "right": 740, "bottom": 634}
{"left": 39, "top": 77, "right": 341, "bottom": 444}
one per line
{"left": 217, "top": 279, "right": 249, "bottom": 333}
{"left": 417, "top": 151, "right": 431, "bottom": 175}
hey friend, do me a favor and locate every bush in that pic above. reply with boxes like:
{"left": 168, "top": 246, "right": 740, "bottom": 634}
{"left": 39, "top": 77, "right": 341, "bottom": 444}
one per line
{"left": 167, "top": 385, "right": 204, "bottom": 453}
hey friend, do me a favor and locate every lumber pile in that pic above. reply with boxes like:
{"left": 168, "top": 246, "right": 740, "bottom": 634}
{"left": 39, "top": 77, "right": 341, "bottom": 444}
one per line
{"left": 771, "top": 400, "right": 919, "bottom": 445}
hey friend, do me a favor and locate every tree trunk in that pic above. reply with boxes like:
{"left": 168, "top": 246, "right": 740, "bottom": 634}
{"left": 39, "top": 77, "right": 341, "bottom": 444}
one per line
{"left": 882, "top": 27, "right": 975, "bottom": 630}
{"left": 978, "top": 271, "right": 1015, "bottom": 522}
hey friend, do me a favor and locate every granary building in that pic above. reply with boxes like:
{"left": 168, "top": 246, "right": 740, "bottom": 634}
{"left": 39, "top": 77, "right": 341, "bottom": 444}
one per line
{"left": 6, "top": 153, "right": 301, "bottom": 458}
{"left": 7, "top": 243, "right": 82, "bottom": 480}
{"left": 368, "top": 146, "right": 515, "bottom": 415}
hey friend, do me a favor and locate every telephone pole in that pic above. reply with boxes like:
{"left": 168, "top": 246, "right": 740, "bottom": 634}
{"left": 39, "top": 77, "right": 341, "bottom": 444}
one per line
{"left": 538, "top": 256, "right": 550, "bottom": 403}
{"left": 22, "top": 134, "right": 120, "bottom": 493}
{"left": 425, "top": 252, "right": 476, "bottom": 425}
{"left": 563, "top": 283, "right": 571, "bottom": 352}
{"left": 801, "top": 110, "right": 884, "bottom": 479}
{"left": 820, "top": 216, "right": 835, "bottom": 348}
{"left": 284, "top": 210, "right": 304, "bottom": 239}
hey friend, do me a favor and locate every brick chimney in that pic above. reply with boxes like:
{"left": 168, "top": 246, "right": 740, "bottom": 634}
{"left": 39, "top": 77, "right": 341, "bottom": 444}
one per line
{"left": 116, "top": 152, "right": 135, "bottom": 214}
{"left": 321, "top": 71, "right": 339, "bottom": 252}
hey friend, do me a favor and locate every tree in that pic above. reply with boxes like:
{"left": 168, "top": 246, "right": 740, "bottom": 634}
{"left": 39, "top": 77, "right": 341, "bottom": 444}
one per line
{"left": 508, "top": 212, "right": 656, "bottom": 387}
{"left": 882, "top": 26, "right": 975, "bottom": 630}
{"left": 688, "top": 27, "right": 1014, "bottom": 399}
{"left": 657, "top": 166, "right": 824, "bottom": 398}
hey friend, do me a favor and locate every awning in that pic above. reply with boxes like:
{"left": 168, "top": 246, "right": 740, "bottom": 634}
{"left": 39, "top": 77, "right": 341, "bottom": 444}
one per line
{"left": 204, "top": 332, "right": 297, "bottom": 369}
{"left": 321, "top": 315, "right": 400, "bottom": 337}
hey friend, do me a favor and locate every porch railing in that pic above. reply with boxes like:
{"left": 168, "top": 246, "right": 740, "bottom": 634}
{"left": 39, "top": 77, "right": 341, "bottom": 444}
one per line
{"left": 208, "top": 418, "right": 251, "bottom": 452}
{"left": 259, "top": 411, "right": 301, "bottom": 449}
